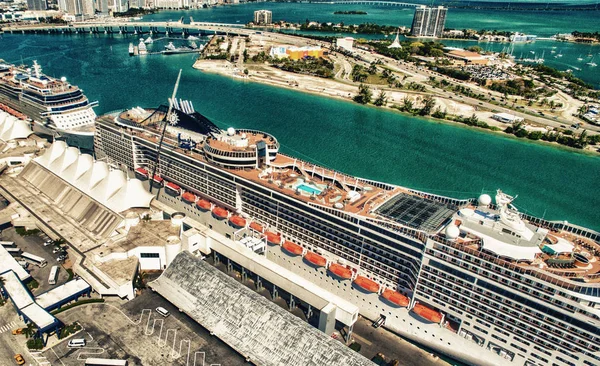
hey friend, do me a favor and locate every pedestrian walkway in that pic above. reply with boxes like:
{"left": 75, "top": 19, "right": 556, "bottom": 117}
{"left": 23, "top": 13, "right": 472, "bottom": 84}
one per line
{"left": 0, "top": 320, "right": 18, "bottom": 334}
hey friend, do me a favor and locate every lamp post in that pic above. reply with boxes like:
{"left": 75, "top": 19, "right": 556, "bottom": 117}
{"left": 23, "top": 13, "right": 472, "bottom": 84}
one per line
{"left": 149, "top": 69, "right": 182, "bottom": 194}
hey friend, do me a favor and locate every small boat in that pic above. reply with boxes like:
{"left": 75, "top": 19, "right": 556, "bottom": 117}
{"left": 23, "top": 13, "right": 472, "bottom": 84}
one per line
{"left": 265, "top": 231, "right": 281, "bottom": 245}
{"left": 587, "top": 57, "right": 597, "bottom": 67}
{"left": 187, "top": 35, "right": 200, "bottom": 40}
{"left": 557, "top": 50, "right": 563, "bottom": 58}
{"left": 354, "top": 275, "right": 380, "bottom": 293}
{"left": 182, "top": 191, "right": 196, "bottom": 203}
{"left": 144, "top": 36, "right": 153, "bottom": 44}
{"left": 229, "top": 215, "right": 246, "bottom": 228}
{"left": 412, "top": 303, "right": 443, "bottom": 323}
{"left": 381, "top": 289, "right": 410, "bottom": 307}
{"left": 165, "top": 42, "right": 177, "bottom": 51}
{"left": 212, "top": 206, "right": 228, "bottom": 219}
{"left": 165, "top": 182, "right": 181, "bottom": 196}
{"left": 328, "top": 263, "right": 353, "bottom": 279}
{"left": 577, "top": 54, "right": 583, "bottom": 61}
{"left": 282, "top": 240, "right": 303, "bottom": 255}
{"left": 304, "top": 251, "right": 326, "bottom": 267}
{"left": 196, "top": 199, "right": 211, "bottom": 211}
{"left": 128, "top": 43, "right": 134, "bottom": 56}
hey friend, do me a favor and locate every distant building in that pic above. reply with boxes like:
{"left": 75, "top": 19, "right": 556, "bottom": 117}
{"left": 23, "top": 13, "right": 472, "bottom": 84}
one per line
{"left": 410, "top": 6, "right": 447, "bottom": 38}
{"left": 58, "top": 0, "right": 94, "bottom": 18}
{"left": 492, "top": 113, "right": 524, "bottom": 124}
{"left": 510, "top": 33, "right": 537, "bottom": 42}
{"left": 446, "top": 49, "right": 488, "bottom": 65}
{"left": 27, "top": 0, "right": 47, "bottom": 11}
{"left": 254, "top": 9, "right": 272, "bottom": 25}
{"left": 269, "top": 45, "right": 324, "bottom": 60}
{"left": 336, "top": 37, "right": 354, "bottom": 52}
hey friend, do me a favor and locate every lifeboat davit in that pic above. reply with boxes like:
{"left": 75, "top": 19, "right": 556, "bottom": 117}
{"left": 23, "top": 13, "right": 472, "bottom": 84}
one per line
{"left": 381, "top": 289, "right": 410, "bottom": 307}
{"left": 328, "top": 263, "right": 352, "bottom": 280}
{"left": 212, "top": 206, "right": 228, "bottom": 219}
{"left": 282, "top": 240, "right": 303, "bottom": 256}
{"left": 134, "top": 167, "right": 148, "bottom": 180}
{"left": 250, "top": 222, "right": 264, "bottom": 233}
{"left": 304, "top": 251, "right": 326, "bottom": 267}
{"left": 353, "top": 275, "right": 380, "bottom": 293}
{"left": 412, "top": 303, "right": 443, "bottom": 323}
{"left": 165, "top": 182, "right": 181, "bottom": 196}
{"left": 196, "top": 199, "right": 211, "bottom": 211}
{"left": 182, "top": 191, "right": 196, "bottom": 203}
{"left": 265, "top": 231, "right": 282, "bottom": 245}
{"left": 229, "top": 215, "right": 246, "bottom": 228}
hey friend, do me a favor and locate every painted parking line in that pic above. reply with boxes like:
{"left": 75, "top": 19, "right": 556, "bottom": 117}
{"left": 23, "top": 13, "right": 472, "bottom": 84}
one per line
{"left": 76, "top": 347, "right": 106, "bottom": 360}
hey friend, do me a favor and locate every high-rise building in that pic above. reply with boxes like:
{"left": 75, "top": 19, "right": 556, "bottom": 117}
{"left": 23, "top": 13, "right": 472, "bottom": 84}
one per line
{"left": 27, "top": 0, "right": 47, "bottom": 11}
{"left": 253, "top": 9, "right": 272, "bottom": 25}
{"left": 410, "top": 5, "right": 447, "bottom": 38}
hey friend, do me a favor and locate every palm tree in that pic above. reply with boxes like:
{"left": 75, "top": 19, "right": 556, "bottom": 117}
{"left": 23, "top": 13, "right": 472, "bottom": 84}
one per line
{"left": 577, "top": 104, "right": 588, "bottom": 116}
{"left": 23, "top": 323, "right": 36, "bottom": 338}
{"left": 401, "top": 97, "right": 414, "bottom": 112}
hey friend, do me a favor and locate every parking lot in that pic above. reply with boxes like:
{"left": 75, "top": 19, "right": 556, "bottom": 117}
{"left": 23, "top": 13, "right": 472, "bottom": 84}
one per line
{"left": 1, "top": 226, "right": 70, "bottom": 294}
{"left": 42, "top": 291, "right": 247, "bottom": 366}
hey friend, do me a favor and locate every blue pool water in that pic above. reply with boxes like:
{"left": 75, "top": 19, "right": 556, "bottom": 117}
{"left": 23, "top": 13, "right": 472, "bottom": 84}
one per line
{"left": 297, "top": 184, "right": 323, "bottom": 195}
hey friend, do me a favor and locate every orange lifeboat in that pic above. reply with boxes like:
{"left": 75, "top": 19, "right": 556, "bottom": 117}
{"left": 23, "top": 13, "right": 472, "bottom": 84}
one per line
{"left": 353, "top": 275, "right": 380, "bottom": 293}
{"left": 165, "top": 182, "right": 181, "bottom": 195}
{"left": 229, "top": 215, "right": 247, "bottom": 228}
{"left": 304, "top": 251, "right": 326, "bottom": 267}
{"left": 328, "top": 263, "right": 352, "bottom": 280}
{"left": 381, "top": 289, "right": 410, "bottom": 307}
{"left": 412, "top": 303, "right": 443, "bottom": 323}
{"left": 182, "top": 192, "right": 196, "bottom": 203}
{"left": 134, "top": 167, "right": 148, "bottom": 179}
{"left": 250, "top": 222, "right": 264, "bottom": 233}
{"left": 282, "top": 240, "right": 303, "bottom": 256}
{"left": 265, "top": 231, "right": 282, "bottom": 245}
{"left": 212, "top": 206, "right": 228, "bottom": 219}
{"left": 151, "top": 174, "right": 163, "bottom": 187}
{"left": 196, "top": 199, "right": 211, "bottom": 211}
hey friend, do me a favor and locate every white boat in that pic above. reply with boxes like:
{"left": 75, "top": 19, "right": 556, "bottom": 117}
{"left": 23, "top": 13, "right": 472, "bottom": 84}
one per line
{"left": 187, "top": 35, "right": 200, "bottom": 41}
{"left": 138, "top": 39, "right": 148, "bottom": 55}
{"left": 587, "top": 57, "right": 597, "bottom": 67}
{"left": 144, "top": 36, "right": 153, "bottom": 44}
{"left": 165, "top": 42, "right": 177, "bottom": 51}
{"left": 128, "top": 43, "right": 134, "bottom": 55}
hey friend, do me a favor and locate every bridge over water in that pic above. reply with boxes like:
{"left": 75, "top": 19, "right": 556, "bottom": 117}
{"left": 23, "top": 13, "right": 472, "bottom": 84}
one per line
{"left": 1, "top": 20, "right": 252, "bottom": 37}
{"left": 330, "top": 1, "right": 420, "bottom": 7}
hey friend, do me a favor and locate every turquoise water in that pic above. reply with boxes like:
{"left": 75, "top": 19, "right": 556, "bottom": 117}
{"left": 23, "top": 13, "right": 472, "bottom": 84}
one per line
{"left": 296, "top": 183, "right": 323, "bottom": 195}
{"left": 0, "top": 31, "right": 599, "bottom": 230}
{"left": 143, "top": 3, "right": 600, "bottom": 36}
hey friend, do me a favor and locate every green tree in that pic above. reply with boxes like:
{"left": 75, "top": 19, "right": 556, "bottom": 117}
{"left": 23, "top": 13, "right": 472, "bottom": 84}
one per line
{"left": 401, "top": 97, "right": 414, "bottom": 112}
{"left": 419, "top": 95, "right": 436, "bottom": 116}
{"left": 367, "top": 62, "right": 378, "bottom": 75}
{"left": 373, "top": 91, "right": 387, "bottom": 106}
{"left": 353, "top": 84, "right": 372, "bottom": 104}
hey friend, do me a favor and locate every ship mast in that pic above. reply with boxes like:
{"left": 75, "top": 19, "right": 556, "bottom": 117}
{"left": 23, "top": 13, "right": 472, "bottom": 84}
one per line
{"left": 149, "top": 69, "right": 182, "bottom": 194}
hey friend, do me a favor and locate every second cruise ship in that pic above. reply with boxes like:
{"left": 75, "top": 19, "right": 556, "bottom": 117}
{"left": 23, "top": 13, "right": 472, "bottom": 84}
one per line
{"left": 0, "top": 60, "right": 97, "bottom": 150}
{"left": 93, "top": 103, "right": 600, "bottom": 366}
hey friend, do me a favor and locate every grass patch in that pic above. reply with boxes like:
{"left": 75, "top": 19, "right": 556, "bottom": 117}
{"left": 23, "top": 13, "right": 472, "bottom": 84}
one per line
{"left": 27, "top": 279, "right": 39, "bottom": 290}
{"left": 58, "top": 322, "right": 82, "bottom": 339}
{"left": 66, "top": 268, "right": 74, "bottom": 281}
{"left": 26, "top": 338, "right": 44, "bottom": 350}
{"left": 15, "top": 227, "right": 41, "bottom": 236}
{"left": 364, "top": 74, "right": 389, "bottom": 85}
{"left": 51, "top": 298, "right": 104, "bottom": 315}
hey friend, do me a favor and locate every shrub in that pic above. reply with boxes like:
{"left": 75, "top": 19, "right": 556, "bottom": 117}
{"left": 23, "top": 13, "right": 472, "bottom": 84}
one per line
{"left": 51, "top": 299, "right": 105, "bottom": 315}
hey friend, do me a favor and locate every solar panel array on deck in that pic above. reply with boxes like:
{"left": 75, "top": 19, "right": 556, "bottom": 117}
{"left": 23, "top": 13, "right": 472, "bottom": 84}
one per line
{"left": 375, "top": 193, "right": 455, "bottom": 232}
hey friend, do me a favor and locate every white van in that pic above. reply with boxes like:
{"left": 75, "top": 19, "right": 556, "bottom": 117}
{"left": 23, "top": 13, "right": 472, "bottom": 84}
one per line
{"left": 155, "top": 307, "right": 169, "bottom": 317}
{"left": 68, "top": 338, "right": 86, "bottom": 348}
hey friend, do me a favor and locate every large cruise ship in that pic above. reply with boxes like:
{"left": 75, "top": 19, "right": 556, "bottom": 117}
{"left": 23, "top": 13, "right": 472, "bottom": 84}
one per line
{"left": 0, "top": 60, "right": 97, "bottom": 150}
{"left": 93, "top": 104, "right": 600, "bottom": 366}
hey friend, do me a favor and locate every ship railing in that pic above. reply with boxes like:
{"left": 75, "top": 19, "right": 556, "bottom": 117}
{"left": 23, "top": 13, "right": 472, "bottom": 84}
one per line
{"left": 276, "top": 152, "right": 396, "bottom": 191}
{"left": 433, "top": 238, "right": 600, "bottom": 292}
{"left": 407, "top": 188, "right": 473, "bottom": 208}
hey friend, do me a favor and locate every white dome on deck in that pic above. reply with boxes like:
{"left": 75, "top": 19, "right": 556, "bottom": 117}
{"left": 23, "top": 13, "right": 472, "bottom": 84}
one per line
{"left": 445, "top": 224, "right": 460, "bottom": 239}
{"left": 227, "top": 127, "right": 236, "bottom": 136}
{"left": 478, "top": 194, "right": 492, "bottom": 206}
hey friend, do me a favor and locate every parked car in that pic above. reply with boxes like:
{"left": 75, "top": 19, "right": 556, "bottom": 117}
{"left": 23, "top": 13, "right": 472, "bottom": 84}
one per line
{"left": 43, "top": 240, "right": 53, "bottom": 247}
{"left": 11, "top": 328, "right": 24, "bottom": 335}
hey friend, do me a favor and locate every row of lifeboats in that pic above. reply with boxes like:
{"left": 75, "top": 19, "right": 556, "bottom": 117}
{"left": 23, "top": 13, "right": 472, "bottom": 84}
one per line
{"left": 131, "top": 171, "right": 444, "bottom": 323}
